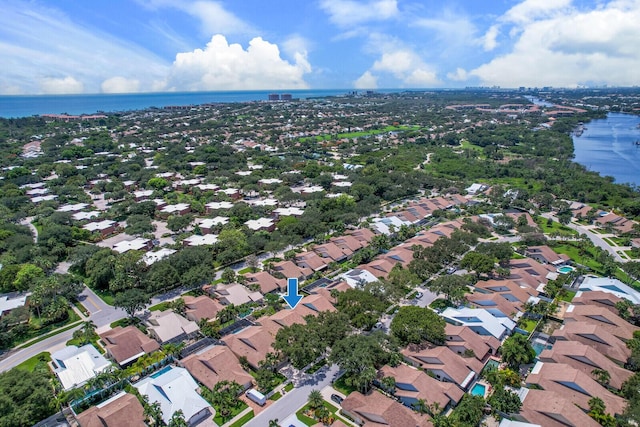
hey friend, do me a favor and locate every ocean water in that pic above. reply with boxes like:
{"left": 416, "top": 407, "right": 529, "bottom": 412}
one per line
{"left": 572, "top": 113, "right": 640, "bottom": 187}
{"left": 0, "top": 89, "right": 362, "bottom": 118}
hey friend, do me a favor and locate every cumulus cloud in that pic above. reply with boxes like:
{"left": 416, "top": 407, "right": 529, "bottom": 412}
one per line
{"left": 101, "top": 77, "right": 141, "bottom": 93}
{"left": 447, "top": 68, "right": 469, "bottom": 81}
{"left": 502, "top": 0, "right": 572, "bottom": 24}
{"left": 481, "top": 25, "right": 499, "bottom": 51}
{"left": 369, "top": 49, "right": 440, "bottom": 87}
{"left": 320, "top": 0, "right": 399, "bottom": 27}
{"left": 40, "top": 76, "right": 84, "bottom": 94}
{"left": 165, "top": 35, "right": 311, "bottom": 91}
{"left": 354, "top": 71, "right": 378, "bottom": 89}
{"left": 470, "top": 1, "right": 640, "bottom": 87}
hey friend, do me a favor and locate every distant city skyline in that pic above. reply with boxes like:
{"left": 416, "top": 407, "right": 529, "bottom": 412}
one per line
{"left": 1, "top": 0, "right": 639, "bottom": 95}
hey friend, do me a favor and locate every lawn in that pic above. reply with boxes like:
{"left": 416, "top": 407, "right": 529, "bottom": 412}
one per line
{"left": 237, "top": 267, "right": 253, "bottom": 274}
{"left": 536, "top": 217, "right": 577, "bottom": 236}
{"left": 285, "top": 383, "right": 294, "bottom": 392}
{"left": 270, "top": 391, "right": 282, "bottom": 401}
{"left": 213, "top": 402, "right": 248, "bottom": 426}
{"left": 626, "top": 250, "right": 640, "bottom": 259}
{"left": 14, "top": 352, "right": 51, "bottom": 372}
{"left": 518, "top": 318, "right": 537, "bottom": 333}
{"left": 13, "top": 309, "right": 81, "bottom": 348}
{"left": 558, "top": 290, "right": 577, "bottom": 303}
{"left": 73, "top": 300, "right": 90, "bottom": 317}
{"left": 332, "top": 376, "right": 358, "bottom": 396}
{"left": 228, "top": 410, "right": 254, "bottom": 427}
{"left": 148, "top": 301, "right": 170, "bottom": 312}
{"left": 295, "top": 401, "right": 348, "bottom": 427}
{"left": 307, "top": 360, "right": 327, "bottom": 374}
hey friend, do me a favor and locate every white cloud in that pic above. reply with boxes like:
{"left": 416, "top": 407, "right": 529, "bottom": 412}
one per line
{"left": 447, "top": 68, "right": 468, "bottom": 81}
{"left": 187, "top": 1, "right": 253, "bottom": 36}
{"left": 40, "top": 76, "right": 84, "bottom": 94}
{"left": 165, "top": 35, "right": 311, "bottom": 91}
{"left": 320, "top": 0, "right": 399, "bottom": 27}
{"left": 482, "top": 25, "right": 499, "bottom": 51}
{"left": 369, "top": 49, "right": 440, "bottom": 87}
{"left": 354, "top": 71, "right": 378, "bottom": 89}
{"left": 413, "top": 10, "right": 477, "bottom": 50}
{"left": 101, "top": 77, "right": 141, "bottom": 93}
{"left": 503, "top": 0, "right": 572, "bottom": 24}
{"left": 0, "top": 2, "right": 169, "bottom": 94}
{"left": 471, "top": 1, "right": 640, "bottom": 87}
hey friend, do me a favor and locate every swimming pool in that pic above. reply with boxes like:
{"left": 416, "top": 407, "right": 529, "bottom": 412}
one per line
{"left": 471, "top": 383, "right": 486, "bottom": 397}
{"left": 532, "top": 342, "right": 552, "bottom": 355}
{"left": 150, "top": 365, "right": 172, "bottom": 378}
{"left": 557, "top": 266, "right": 575, "bottom": 274}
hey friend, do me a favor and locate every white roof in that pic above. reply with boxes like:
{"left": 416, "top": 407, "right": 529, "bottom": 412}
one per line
{"left": 31, "top": 195, "right": 58, "bottom": 203}
{"left": 51, "top": 345, "right": 111, "bottom": 391}
{"left": 173, "top": 178, "right": 201, "bottom": 187}
{"left": 183, "top": 234, "right": 219, "bottom": 246}
{"left": 199, "top": 217, "right": 229, "bottom": 228}
{"left": 196, "top": 184, "right": 219, "bottom": 191}
{"left": 579, "top": 276, "right": 640, "bottom": 304}
{"left": 441, "top": 307, "right": 515, "bottom": 340}
{"left": 206, "top": 201, "right": 233, "bottom": 210}
{"left": 57, "top": 203, "right": 89, "bottom": 212}
{"left": 221, "top": 188, "right": 239, "bottom": 195}
{"left": 245, "top": 198, "right": 278, "bottom": 207}
{"left": 134, "top": 367, "right": 211, "bottom": 425}
{"left": 142, "top": 248, "right": 177, "bottom": 266}
{"left": 301, "top": 185, "right": 324, "bottom": 194}
{"left": 338, "top": 269, "right": 378, "bottom": 288}
{"left": 0, "top": 294, "right": 28, "bottom": 314}
{"left": 273, "top": 207, "right": 304, "bottom": 216}
{"left": 82, "top": 220, "right": 115, "bottom": 232}
{"left": 332, "top": 181, "right": 353, "bottom": 187}
{"left": 499, "top": 420, "right": 541, "bottom": 427}
{"left": 244, "top": 218, "right": 274, "bottom": 231}
{"left": 258, "top": 178, "right": 283, "bottom": 185}
{"left": 113, "top": 237, "right": 150, "bottom": 253}
{"left": 73, "top": 211, "right": 100, "bottom": 221}
{"left": 133, "top": 189, "right": 153, "bottom": 198}
{"left": 160, "top": 203, "right": 190, "bottom": 214}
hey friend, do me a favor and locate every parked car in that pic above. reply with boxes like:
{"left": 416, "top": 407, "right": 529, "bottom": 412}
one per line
{"left": 415, "top": 291, "right": 423, "bottom": 299}
{"left": 331, "top": 394, "right": 344, "bottom": 405}
{"left": 446, "top": 266, "right": 457, "bottom": 274}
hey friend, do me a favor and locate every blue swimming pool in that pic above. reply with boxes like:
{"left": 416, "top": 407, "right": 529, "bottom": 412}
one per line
{"left": 557, "top": 266, "right": 575, "bottom": 274}
{"left": 150, "top": 365, "right": 172, "bottom": 378}
{"left": 532, "top": 342, "right": 552, "bottom": 355}
{"left": 471, "top": 383, "right": 486, "bottom": 397}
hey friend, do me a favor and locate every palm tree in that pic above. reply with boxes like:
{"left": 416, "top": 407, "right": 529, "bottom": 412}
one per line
{"left": 591, "top": 368, "right": 611, "bottom": 387}
{"left": 412, "top": 398, "right": 429, "bottom": 414}
{"left": 168, "top": 409, "right": 188, "bottom": 427}
{"left": 315, "top": 405, "right": 331, "bottom": 424}
{"left": 143, "top": 398, "right": 163, "bottom": 426}
{"left": 380, "top": 375, "right": 396, "bottom": 394}
{"left": 308, "top": 389, "right": 324, "bottom": 409}
{"left": 268, "top": 419, "right": 280, "bottom": 427}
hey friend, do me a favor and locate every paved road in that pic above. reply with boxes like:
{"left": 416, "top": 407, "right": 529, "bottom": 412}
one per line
{"left": 20, "top": 216, "right": 38, "bottom": 243}
{"left": 540, "top": 213, "right": 625, "bottom": 263}
{"left": 246, "top": 364, "right": 340, "bottom": 427}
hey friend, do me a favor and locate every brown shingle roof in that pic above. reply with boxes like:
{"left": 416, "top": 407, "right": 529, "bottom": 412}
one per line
{"left": 183, "top": 295, "right": 224, "bottom": 322}
{"left": 181, "top": 345, "right": 253, "bottom": 391}
{"left": 244, "top": 271, "right": 286, "bottom": 294}
{"left": 76, "top": 392, "right": 146, "bottom": 427}
{"left": 341, "top": 391, "right": 433, "bottom": 427}
{"left": 521, "top": 389, "right": 600, "bottom": 427}
{"left": 100, "top": 326, "right": 160, "bottom": 366}
{"left": 551, "top": 321, "right": 631, "bottom": 364}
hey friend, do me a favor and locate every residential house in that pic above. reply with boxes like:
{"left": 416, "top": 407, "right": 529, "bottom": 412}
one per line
{"left": 519, "top": 389, "right": 600, "bottom": 427}
{"left": 538, "top": 341, "right": 632, "bottom": 390}
{"left": 183, "top": 295, "right": 224, "bottom": 323}
{"left": 205, "top": 201, "right": 233, "bottom": 213}
{"left": 525, "top": 246, "right": 570, "bottom": 266}
{"left": 313, "top": 242, "right": 348, "bottom": 263}
{"left": 444, "top": 324, "right": 500, "bottom": 364}
{"left": 551, "top": 321, "right": 631, "bottom": 364}
{"left": 577, "top": 276, "right": 640, "bottom": 305}
{"left": 525, "top": 362, "right": 627, "bottom": 416}
{"left": 142, "top": 248, "right": 176, "bottom": 266}
{"left": 146, "top": 310, "right": 200, "bottom": 344}
{"left": 0, "top": 293, "right": 28, "bottom": 318}
{"left": 571, "top": 290, "right": 622, "bottom": 314}
{"left": 211, "top": 284, "right": 263, "bottom": 306}
{"left": 222, "top": 324, "right": 279, "bottom": 370}
{"left": 294, "top": 251, "right": 329, "bottom": 272}
{"left": 330, "top": 235, "right": 364, "bottom": 257}
{"left": 134, "top": 366, "right": 212, "bottom": 426}
{"left": 159, "top": 203, "right": 191, "bottom": 218}
{"left": 338, "top": 268, "right": 379, "bottom": 288}
{"left": 83, "top": 220, "right": 117, "bottom": 237}
{"left": 401, "top": 345, "right": 482, "bottom": 390}
{"left": 198, "top": 217, "right": 229, "bottom": 234}
{"left": 183, "top": 234, "right": 219, "bottom": 246}
{"left": 181, "top": 345, "right": 253, "bottom": 392}
{"left": 341, "top": 391, "right": 433, "bottom": 427}
{"left": 244, "top": 271, "right": 286, "bottom": 295}
{"left": 51, "top": 344, "right": 112, "bottom": 390}
{"left": 378, "top": 364, "right": 464, "bottom": 412}
{"left": 508, "top": 258, "right": 558, "bottom": 293}
{"left": 112, "top": 237, "right": 152, "bottom": 254}
{"left": 271, "top": 260, "right": 313, "bottom": 281}
{"left": 563, "top": 304, "right": 639, "bottom": 342}
{"left": 440, "top": 307, "right": 515, "bottom": 341}
{"left": 100, "top": 326, "right": 160, "bottom": 367}
{"left": 360, "top": 258, "right": 397, "bottom": 279}
{"left": 347, "top": 228, "right": 375, "bottom": 245}
{"left": 244, "top": 218, "right": 276, "bottom": 232}
{"left": 76, "top": 392, "right": 146, "bottom": 427}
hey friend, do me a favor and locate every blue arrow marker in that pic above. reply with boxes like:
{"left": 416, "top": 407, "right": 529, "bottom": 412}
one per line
{"left": 283, "top": 278, "right": 303, "bottom": 309}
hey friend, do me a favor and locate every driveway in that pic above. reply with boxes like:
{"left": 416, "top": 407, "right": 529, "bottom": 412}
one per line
{"left": 246, "top": 364, "right": 340, "bottom": 427}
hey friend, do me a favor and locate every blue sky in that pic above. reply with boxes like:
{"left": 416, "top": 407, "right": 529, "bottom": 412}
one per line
{"left": 1, "top": 0, "right": 639, "bottom": 94}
